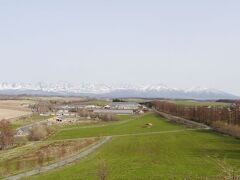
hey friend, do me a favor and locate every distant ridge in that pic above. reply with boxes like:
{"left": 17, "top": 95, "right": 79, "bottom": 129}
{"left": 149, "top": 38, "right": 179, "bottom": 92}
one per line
{"left": 0, "top": 82, "right": 238, "bottom": 100}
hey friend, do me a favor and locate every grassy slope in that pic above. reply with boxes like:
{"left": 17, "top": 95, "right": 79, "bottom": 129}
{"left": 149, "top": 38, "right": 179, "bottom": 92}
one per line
{"left": 24, "top": 113, "right": 240, "bottom": 180}
{"left": 12, "top": 115, "right": 54, "bottom": 129}
{"left": 0, "top": 139, "right": 98, "bottom": 178}
{"left": 0, "top": 142, "right": 49, "bottom": 162}
{"left": 50, "top": 114, "right": 186, "bottom": 140}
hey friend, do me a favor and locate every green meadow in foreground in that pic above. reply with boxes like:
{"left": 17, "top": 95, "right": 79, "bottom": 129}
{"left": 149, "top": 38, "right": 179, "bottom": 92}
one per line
{"left": 25, "top": 113, "right": 240, "bottom": 180}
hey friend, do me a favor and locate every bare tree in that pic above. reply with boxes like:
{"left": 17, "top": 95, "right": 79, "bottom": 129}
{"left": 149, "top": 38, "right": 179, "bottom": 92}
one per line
{"left": 37, "top": 151, "right": 45, "bottom": 173}
{"left": 32, "top": 100, "right": 53, "bottom": 114}
{"left": 45, "top": 147, "right": 51, "bottom": 164}
{"left": 60, "top": 144, "right": 67, "bottom": 159}
{"left": 15, "top": 160, "right": 22, "bottom": 172}
{"left": 100, "top": 113, "right": 119, "bottom": 122}
{"left": 97, "top": 159, "right": 108, "bottom": 180}
{"left": 4, "top": 160, "right": 11, "bottom": 176}
{"left": 0, "top": 120, "right": 15, "bottom": 150}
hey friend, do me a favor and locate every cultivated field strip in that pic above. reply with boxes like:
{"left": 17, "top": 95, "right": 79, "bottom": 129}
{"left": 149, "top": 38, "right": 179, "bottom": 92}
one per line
{"left": 4, "top": 137, "right": 112, "bottom": 180}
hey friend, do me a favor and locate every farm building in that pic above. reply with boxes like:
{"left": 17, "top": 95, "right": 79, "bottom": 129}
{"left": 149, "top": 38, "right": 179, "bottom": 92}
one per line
{"left": 56, "top": 110, "right": 70, "bottom": 116}
{"left": 16, "top": 126, "right": 30, "bottom": 136}
{"left": 57, "top": 104, "right": 101, "bottom": 110}
{"left": 104, "top": 105, "right": 111, "bottom": 109}
{"left": 111, "top": 102, "right": 140, "bottom": 110}
{"left": 93, "top": 109, "right": 133, "bottom": 115}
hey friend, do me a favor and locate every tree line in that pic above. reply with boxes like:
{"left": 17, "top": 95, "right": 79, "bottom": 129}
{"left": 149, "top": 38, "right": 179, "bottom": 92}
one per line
{"left": 78, "top": 110, "right": 119, "bottom": 122}
{"left": 153, "top": 101, "right": 240, "bottom": 126}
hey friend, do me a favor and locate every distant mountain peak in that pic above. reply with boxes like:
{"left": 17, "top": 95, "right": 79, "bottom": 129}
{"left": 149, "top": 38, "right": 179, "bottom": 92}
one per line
{"left": 0, "top": 82, "right": 238, "bottom": 100}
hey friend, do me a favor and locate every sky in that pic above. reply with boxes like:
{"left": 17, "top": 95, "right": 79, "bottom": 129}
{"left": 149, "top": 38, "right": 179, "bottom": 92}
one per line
{"left": 0, "top": 0, "right": 239, "bottom": 95}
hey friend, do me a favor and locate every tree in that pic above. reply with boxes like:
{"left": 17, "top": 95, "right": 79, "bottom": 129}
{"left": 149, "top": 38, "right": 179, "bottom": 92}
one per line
{"left": 97, "top": 159, "right": 107, "bottom": 180}
{"left": 0, "top": 120, "right": 15, "bottom": 150}
{"left": 32, "top": 100, "right": 53, "bottom": 114}
{"left": 60, "top": 144, "right": 67, "bottom": 159}
{"left": 37, "top": 151, "right": 45, "bottom": 173}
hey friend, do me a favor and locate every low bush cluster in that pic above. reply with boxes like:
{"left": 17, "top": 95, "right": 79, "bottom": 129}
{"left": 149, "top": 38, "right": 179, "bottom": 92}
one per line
{"left": 212, "top": 121, "right": 240, "bottom": 138}
{"left": 28, "top": 125, "right": 56, "bottom": 141}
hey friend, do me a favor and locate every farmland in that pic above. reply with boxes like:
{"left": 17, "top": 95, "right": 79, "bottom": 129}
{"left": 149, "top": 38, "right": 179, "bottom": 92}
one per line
{"left": 0, "top": 98, "right": 240, "bottom": 180}
{"left": 21, "top": 113, "right": 240, "bottom": 180}
{"left": 0, "top": 109, "right": 31, "bottom": 121}
{"left": 0, "top": 100, "right": 33, "bottom": 120}
{"left": 0, "top": 138, "right": 99, "bottom": 178}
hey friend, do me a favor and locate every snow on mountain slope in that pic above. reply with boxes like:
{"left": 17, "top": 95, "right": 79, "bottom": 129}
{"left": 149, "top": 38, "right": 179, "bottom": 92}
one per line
{"left": 0, "top": 82, "right": 238, "bottom": 100}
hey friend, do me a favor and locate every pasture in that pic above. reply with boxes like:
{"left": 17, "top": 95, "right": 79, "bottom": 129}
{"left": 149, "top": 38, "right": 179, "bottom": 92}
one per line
{"left": 22, "top": 113, "right": 240, "bottom": 180}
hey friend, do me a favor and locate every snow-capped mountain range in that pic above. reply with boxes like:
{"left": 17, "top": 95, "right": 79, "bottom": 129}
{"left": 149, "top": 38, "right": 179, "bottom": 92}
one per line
{"left": 0, "top": 82, "right": 238, "bottom": 100}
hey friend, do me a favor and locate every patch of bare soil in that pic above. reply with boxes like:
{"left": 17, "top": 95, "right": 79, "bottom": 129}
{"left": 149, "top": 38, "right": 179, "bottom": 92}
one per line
{"left": 0, "top": 100, "right": 33, "bottom": 120}
{"left": 0, "top": 109, "right": 32, "bottom": 120}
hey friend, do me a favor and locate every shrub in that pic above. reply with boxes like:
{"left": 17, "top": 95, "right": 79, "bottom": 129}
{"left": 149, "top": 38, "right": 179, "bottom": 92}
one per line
{"left": 99, "top": 113, "right": 119, "bottom": 122}
{"left": 78, "top": 110, "right": 89, "bottom": 117}
{"left": 14, "top": 136, "right": 28, "bottom": 146}
{"left": 97, "top": 159, "right": 108, "bottom": 180}
{"left": 28, "top": 125, "right": 55, "bottom": 141}
{"left": 212, "top": 121, "right": 240, "bottom": 138}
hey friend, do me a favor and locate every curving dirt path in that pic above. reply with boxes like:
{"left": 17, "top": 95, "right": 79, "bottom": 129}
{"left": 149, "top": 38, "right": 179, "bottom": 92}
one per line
{"left": 4, "top": 136, "right": 112, "bottom": 180}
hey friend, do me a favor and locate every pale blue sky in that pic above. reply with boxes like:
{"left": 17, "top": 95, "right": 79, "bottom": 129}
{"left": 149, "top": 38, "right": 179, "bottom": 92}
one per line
{"left": 0, "top": 0, "right": 239, "bottom": 95}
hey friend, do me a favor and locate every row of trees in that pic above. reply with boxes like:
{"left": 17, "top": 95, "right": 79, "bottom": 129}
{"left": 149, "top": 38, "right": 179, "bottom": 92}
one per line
{"left": 153, "top": 101, "right": 240, "bottom": 126}
{"left": 31, "top": 101, "right": 54, "bottom": 114}
{"left": 78, "top": 110, "right": 119, "bottom": 121}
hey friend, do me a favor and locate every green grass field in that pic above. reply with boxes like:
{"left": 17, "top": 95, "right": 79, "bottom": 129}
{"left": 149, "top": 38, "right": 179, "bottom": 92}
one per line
{"left": 50, "top": 114, "right": 186, "bottom": 140}
{"left": 19, "top": 113, "right": 240, "bottom": 180}
{"left": 81, "top": 99, "right": 110, "bottom": 106}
